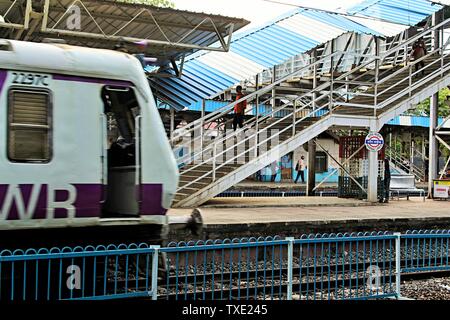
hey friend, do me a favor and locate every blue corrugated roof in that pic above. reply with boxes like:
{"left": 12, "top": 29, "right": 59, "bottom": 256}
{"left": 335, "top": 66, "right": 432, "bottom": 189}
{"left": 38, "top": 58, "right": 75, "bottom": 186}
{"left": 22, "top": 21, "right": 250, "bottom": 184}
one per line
{"left": 153, "top": 7, "right": 382, "bottom": 111}
{"left": 300, "top": 9, "right": 380, "bottom": 34}
{"left": 231, "top": 25, "right": 319, "bottom": 67}
{"left": 152, "top": 60, "right": 238, "bottom": 109}
{"left": 347, "top": 0, "right": 442, "bottom": 25}
{"left": 154, "top": 2, "right": 445, "bottom": 111}
{"left": 388, "top": 117, "right": 401, "bottom": 126}
{"left": 387, "top": 115, "right": 449, "bottom": 128}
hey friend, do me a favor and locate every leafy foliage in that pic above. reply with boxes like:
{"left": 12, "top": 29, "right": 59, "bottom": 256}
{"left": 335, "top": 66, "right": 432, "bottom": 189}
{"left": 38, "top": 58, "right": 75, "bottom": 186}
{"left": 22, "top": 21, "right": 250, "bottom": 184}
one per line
{"left": 407, "top": 88, "right": 450, "bottom": 117}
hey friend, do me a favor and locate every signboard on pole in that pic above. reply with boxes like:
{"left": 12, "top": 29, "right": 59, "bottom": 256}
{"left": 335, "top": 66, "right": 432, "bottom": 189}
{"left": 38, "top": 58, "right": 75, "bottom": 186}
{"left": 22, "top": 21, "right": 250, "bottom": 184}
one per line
{"left": 365, "top": 132, "right": 384, "bottom": 152}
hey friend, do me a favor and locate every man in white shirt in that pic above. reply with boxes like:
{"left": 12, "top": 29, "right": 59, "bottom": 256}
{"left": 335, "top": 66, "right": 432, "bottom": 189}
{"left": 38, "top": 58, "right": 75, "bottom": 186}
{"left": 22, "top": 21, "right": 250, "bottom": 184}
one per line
{"left": 295, "top": 156, "right": 306, "bottom": 183}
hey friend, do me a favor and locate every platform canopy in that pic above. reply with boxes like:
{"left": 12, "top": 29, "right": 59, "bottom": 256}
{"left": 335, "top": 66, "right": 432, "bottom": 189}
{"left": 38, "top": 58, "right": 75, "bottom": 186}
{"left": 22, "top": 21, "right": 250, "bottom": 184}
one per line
{"left": 347, "top": 0, "right": 443, "bottom": 26}
{"left": 430, "top": 0, "right": 450, "bottom": 5}
{"left": 0, "top": 0, "right": 249, "bottom": 65}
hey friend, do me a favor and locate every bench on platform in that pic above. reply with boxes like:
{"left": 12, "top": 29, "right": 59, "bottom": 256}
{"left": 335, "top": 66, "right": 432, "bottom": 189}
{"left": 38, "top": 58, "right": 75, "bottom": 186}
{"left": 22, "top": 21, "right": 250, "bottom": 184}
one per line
{"left": 389, "top": 174, "right": 426, "bottom": 201}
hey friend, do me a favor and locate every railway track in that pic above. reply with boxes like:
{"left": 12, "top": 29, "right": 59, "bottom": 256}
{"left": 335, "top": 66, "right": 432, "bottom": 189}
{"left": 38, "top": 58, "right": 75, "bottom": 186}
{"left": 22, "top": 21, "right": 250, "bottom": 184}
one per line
{"left": 107, "top": 259, "right": 450, "bottom": 300}
{"left": 159, "top": 269, "right": 450, "bottom": 300}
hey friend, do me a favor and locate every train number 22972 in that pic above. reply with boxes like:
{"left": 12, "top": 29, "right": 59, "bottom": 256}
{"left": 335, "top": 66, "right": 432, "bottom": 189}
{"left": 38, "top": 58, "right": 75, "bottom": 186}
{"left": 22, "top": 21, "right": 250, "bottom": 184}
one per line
{"left": 12, "top": 72, "right": 50, "bottom": 86}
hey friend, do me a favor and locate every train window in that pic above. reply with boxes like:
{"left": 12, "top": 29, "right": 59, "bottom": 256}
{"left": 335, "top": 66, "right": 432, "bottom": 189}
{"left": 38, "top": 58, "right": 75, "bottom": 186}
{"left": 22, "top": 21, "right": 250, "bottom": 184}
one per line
{"left": 7, "top": 89, "right": 52, "bottom": 162}
{"left": 102, "top": 86, "right": 140, "bottom": 145}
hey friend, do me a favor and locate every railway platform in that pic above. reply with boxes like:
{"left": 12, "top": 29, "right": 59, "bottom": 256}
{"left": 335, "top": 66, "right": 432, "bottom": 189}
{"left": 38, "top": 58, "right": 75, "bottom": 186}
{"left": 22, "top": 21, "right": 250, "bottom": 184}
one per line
{"left": 168, "top": 197, "right": 450, "bottom": 241}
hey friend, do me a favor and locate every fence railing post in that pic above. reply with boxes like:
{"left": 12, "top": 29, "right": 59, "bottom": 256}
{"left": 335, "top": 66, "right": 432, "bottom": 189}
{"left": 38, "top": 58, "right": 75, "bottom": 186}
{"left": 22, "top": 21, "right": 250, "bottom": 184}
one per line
{"left": 286, "top": 237, "right": 294, "bottom": 300}
{"left": 394, "top": 233, "right": 401, "bottom": 299}
{"left": 151, "top": 246, "right": 160, "bottom": 300}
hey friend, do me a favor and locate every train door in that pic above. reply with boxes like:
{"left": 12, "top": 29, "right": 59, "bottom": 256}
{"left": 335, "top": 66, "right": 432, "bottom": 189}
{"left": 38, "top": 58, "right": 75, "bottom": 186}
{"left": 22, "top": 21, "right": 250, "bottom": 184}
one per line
{"left": 101, "top": 86, "right": 141, "bottom": 217}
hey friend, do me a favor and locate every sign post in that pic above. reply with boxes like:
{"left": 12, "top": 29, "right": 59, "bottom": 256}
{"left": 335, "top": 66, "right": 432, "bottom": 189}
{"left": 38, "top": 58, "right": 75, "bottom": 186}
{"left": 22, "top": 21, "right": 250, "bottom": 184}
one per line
{"left": 365, "top": 132, "right": 384, "bottom": 202}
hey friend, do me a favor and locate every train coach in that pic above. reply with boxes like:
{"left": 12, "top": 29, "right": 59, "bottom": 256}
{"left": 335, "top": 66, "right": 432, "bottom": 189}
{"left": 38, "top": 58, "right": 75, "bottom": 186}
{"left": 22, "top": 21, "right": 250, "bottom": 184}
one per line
{"left": 0, "top": 39, "right": 196, "bottom": 248}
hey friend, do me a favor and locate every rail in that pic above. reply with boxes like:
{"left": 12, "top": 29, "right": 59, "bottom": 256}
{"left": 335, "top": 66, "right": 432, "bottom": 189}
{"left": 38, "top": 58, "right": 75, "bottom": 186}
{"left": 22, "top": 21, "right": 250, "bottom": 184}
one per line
{"left": 177, "top": 52, "right": 381, "bottom": 188}
{"left": 386, "top": 146, "right": 425, "bottom": 181}
{"left": 4, "top": 229, "right": 450, "bottom": 300}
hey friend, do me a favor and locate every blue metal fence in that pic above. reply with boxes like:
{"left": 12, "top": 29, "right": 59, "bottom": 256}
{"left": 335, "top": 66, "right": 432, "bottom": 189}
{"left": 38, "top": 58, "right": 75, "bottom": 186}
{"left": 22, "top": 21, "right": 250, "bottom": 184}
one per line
{"left": 2, "top": 230, "right": 450, "bottom": 301}
{"left": 402, "top": 230, "right": 450, "bottom": 274}
{"left": 0, "top": 244, "right": 159, "bottom": 301}
{"left": 289, "top": 233, "right": 399, "bottom": 300}
{"left": 159, "top": 237, "right": 289, "bottom": 300}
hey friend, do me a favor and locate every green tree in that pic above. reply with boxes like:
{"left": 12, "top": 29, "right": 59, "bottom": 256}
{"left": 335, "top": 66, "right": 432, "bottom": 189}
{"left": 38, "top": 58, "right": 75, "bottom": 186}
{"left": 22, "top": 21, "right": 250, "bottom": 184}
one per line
{"left": 118, "top": 0, "right": 175, "bottom": 8}
{"left": 407, "top": 88, "right": 450, "bottom": 117}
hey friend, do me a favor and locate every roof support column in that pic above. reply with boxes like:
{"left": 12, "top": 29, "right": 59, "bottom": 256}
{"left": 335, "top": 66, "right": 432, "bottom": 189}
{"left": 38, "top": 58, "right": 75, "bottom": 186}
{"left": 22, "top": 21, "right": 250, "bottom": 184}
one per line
{"left": 307, "top": 50, "right": 318, "bottom": 196}
{"left": 271, "top": 66, "right": 276, "bottom": 117}
{"left": 374, "top": 36, "right": 381, "bottom": 117}
{"left": 254, "top": 74, "right": 260, "bottom": 159}
{"left": 312, "top": 49, "right": 317, "bottom": 112}
{"left": 429, "top": 94, "right": 439, "bottom": 196}
{"left": 428, "top": 12, "right": 441, "bottom": 197}
{"left": 200, "top": 99, "right": 205, "bottom": 160}
{"left": 170, "top": 108, "right": 175, "bottom": 145}
{"left": 367, "top": 123, "right": 379, "bottom": 203}
{"left": 307, "top": 140, "right": 316, "bottom": 196}
{"left": 410, "top": 133, "right": 415, "bottom": 175}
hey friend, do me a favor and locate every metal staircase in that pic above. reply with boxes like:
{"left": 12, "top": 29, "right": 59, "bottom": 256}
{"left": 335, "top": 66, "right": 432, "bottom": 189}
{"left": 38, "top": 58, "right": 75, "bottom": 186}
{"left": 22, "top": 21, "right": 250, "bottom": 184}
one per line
{"left": 171, "top": 19, "right": 450, "bottom": 208}
{"left": 386, "top": 146, "right": 426, "bottom": 182}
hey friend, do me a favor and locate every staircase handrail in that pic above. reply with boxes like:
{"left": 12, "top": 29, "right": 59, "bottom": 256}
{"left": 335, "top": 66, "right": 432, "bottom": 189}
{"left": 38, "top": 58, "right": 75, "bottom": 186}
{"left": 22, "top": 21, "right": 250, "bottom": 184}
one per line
{"left": 175, "top": 51, "right": 378, "bottom": 167}
{"left": 173, "top": 16, "right": 450, "bottom": 145}
{"left": 176, "top": 21, "right": 450, "bottom": 195}
{"left": 178, "top": 52, "right": 377, "bottom": 175}
{"left": 170, "top": 50, "right": 375, "bottom": 143}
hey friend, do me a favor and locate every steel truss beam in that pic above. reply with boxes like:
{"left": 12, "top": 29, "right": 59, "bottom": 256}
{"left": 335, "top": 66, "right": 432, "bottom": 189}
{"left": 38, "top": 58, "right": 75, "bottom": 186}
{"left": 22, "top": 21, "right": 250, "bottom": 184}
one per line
{"left": 40, "top": 0, "right": 236, "bottom": 53}
{"left": 436, "top": 114, "right": 450, "bottom": 131}
{"left": 147, "top": 55, "right": 186, "bottom": 79}
{"left": 0, "top": 0, "right": 246, "bottom": 79}
{"left": 0, "top": 0, "right": 31, "bottom": 32}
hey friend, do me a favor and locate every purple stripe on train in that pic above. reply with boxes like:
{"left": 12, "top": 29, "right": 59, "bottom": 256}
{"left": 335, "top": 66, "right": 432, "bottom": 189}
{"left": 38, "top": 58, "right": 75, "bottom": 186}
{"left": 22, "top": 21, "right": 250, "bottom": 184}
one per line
{"left": 0, "top": 184, "right": 101, "bottom": 220}
{"left": 0, "top": 70, "right": 7, "bottom": 95}
{"left": 140, "top": 184, "right": 167, "bottom": 216}
{"left": 0, "top": 183, "right": 166, "bottom": 220}
{"left": 53, "top": 74, "right": 133, "bottom": 87}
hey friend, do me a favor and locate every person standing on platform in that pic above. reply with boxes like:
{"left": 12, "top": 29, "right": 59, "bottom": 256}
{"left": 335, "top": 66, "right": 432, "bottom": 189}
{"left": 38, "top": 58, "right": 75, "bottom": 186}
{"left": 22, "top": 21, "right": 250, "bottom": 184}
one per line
{"left": 270, "top": 161, "right": 279, "bottom": 182}
{"left": 233, "top": 85, "right": 247, "bottom": 131}
{"left": 381, "top": 158, "right": 391, "bottom": 203}
{"left": 295, "top": 156, "right": 306, "bottom": 183}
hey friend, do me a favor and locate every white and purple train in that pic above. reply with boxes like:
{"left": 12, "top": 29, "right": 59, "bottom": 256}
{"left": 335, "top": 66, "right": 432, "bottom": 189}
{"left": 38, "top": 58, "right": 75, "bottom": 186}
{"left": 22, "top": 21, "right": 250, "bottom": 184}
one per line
{"left": 0, "top": 39, "right": 187, "bottom": 247}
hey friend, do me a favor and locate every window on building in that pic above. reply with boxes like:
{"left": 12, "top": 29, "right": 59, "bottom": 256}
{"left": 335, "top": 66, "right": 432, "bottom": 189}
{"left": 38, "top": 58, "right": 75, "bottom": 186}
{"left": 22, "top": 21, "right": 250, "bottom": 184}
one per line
{"left": 8, "top": 89, "right": 52, "bottom": 162}
{"left": 315, "top": 151, "right": 328, "bottom": 173}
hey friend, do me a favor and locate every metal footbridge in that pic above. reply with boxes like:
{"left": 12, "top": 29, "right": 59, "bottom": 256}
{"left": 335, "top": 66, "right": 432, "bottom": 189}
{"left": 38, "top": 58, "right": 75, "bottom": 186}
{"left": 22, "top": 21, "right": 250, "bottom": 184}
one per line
{"left": 171, "top": 18, "right": 450, "bottom": 208}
